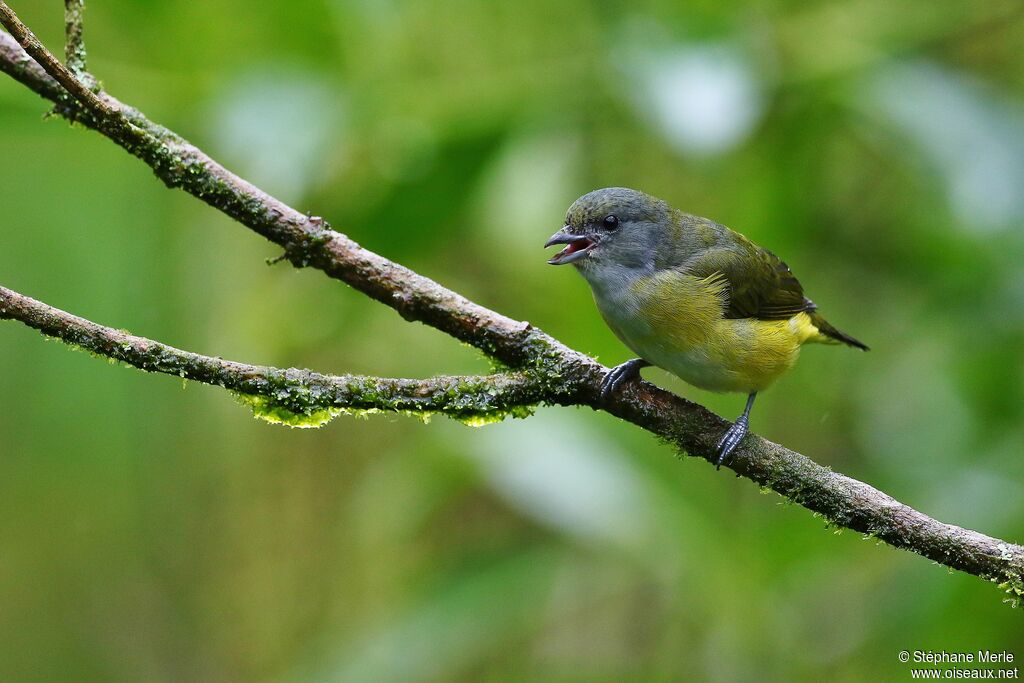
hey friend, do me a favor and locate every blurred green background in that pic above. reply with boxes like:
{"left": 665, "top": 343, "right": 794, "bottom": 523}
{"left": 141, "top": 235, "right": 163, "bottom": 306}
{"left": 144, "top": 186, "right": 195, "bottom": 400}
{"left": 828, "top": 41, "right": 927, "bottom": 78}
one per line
{"left": 2, "top": 0, "right": 1024, "bottom": 680}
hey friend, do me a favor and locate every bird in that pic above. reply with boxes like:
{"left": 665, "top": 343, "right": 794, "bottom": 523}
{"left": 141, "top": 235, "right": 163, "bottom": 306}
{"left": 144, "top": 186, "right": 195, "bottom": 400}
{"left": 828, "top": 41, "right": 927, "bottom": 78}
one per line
{"left": 544, "top": 187, "right": 867, "bottom": 467}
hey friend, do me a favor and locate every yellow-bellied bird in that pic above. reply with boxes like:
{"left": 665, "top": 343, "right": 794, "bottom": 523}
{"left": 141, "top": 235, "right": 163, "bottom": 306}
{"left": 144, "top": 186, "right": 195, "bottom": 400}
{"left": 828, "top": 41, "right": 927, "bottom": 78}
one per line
{"left": 545, "top": 187, "right": 868, "bottom": 466}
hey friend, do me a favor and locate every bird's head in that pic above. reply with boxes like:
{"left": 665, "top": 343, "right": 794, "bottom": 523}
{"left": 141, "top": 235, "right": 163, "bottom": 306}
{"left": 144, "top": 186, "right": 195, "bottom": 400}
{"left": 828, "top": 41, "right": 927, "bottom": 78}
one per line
{"left": 545, "top": 187, "right": 670, "bottom": 273}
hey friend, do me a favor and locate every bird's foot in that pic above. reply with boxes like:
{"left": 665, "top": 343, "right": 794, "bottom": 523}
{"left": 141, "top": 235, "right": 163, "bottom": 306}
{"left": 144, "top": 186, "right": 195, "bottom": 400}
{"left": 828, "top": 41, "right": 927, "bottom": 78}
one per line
{"left": 715, "top": 416, "right": 749, "bottom": 469}
{"left": 600, "top": 358, "right": 649, "bottom": 402}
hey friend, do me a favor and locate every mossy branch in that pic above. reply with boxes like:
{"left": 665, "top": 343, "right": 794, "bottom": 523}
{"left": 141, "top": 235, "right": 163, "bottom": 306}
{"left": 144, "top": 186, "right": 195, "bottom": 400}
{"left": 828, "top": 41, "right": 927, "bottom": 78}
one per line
{"left": 0, "top": 286, "right": 552, "bottom": 426}
{"left": 63, "top": 0, "right": 87, "bottom": 78}
{"left": 2, "top": 3, "right": 1023, "bottom": 603}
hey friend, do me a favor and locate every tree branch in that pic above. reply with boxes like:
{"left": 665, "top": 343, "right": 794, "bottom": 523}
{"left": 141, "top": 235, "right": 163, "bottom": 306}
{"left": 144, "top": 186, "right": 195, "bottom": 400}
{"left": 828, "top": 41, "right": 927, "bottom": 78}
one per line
{"left": 2, "top": 3, "right": 1023, "bottom": 603}
{"left": 0, "top": 285, "right": 552, "bottom": 425}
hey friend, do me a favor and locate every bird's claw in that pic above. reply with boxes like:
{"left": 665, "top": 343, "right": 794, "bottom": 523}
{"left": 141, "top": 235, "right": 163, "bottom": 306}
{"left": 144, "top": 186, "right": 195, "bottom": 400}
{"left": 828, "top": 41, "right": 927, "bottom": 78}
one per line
{"left": 715, "top": 416, "right": 749, "bottom": 469}
{"left": 600, "top": 359, "right": 648, "bottom": 402}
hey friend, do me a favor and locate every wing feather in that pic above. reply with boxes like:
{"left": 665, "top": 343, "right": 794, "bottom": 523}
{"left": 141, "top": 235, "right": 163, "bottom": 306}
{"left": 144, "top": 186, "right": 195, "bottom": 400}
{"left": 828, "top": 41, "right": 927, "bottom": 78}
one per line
{"left": 684, "top": 245, "right": 811, "bottom": 321}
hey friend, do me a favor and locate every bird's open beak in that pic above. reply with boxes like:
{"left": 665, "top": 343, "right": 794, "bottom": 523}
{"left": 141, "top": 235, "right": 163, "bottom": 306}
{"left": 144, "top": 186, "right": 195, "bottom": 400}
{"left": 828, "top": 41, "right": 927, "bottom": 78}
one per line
{"left": 545, "top": 227, "right": 597, "bottom": 265}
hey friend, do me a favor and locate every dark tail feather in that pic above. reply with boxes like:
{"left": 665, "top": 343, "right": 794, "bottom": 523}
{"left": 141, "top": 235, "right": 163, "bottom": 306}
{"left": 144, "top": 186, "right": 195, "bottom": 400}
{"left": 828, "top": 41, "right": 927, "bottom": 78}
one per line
{"left": 809, "top": 312, "right": 869, "bottom": 351}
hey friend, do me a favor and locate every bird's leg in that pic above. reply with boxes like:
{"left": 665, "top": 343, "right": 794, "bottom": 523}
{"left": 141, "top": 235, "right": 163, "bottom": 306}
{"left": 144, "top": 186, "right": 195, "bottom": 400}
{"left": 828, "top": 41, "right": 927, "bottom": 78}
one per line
{"left": 600, "top": 358, "right": 651, "bottom": 401}
{"left": 716, "top": 392, "right": 757, "bottom": 468}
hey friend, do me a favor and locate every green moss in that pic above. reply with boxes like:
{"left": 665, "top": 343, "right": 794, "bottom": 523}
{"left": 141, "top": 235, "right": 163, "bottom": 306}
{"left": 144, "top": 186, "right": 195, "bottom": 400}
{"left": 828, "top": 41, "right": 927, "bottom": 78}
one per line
{"left": 997, "top": 577, "right": 1024, "bottom": 608}
{"left": 453, "top": 404, "right": 535, "bottom": 427}
{"left": 234, "top": 393, "right": 341, "bottom": 429}
{"left": 232, "top": 391, "right": 537, "bottom": 429}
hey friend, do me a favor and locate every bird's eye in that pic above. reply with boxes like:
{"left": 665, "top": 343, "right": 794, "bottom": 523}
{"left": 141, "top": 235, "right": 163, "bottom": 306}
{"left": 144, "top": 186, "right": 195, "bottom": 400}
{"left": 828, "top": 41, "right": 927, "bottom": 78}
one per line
{"left": 602, "top": 214, "right": 619, "bottom": 230}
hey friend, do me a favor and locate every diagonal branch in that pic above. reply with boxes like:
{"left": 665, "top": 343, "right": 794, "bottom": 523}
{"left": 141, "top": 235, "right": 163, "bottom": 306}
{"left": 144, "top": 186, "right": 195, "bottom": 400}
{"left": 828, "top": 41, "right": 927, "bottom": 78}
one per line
{"left": 0, "top": 2, "right": 143, "bottom": 143}
{"left": 2, "top": 3, "right": 1023, "bottom": 603}
{"left": 0, "top": 285, "right": 554, "bottom": 425}
{"left": 0, "top": 2, "right": 539, "bottom": 367}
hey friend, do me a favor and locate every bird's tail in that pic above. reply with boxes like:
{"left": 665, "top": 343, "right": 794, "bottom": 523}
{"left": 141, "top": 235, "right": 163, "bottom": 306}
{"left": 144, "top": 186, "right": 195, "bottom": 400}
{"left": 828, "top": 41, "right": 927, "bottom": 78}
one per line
{"left": 808, "top": 311, "right": 869, "bottom": 351}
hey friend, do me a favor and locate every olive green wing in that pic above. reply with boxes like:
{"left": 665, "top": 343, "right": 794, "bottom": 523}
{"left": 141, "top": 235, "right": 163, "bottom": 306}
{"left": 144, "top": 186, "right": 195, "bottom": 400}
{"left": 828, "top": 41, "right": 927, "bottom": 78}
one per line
{"left": 685, "top": 243, "right": 811, "bottom": 321}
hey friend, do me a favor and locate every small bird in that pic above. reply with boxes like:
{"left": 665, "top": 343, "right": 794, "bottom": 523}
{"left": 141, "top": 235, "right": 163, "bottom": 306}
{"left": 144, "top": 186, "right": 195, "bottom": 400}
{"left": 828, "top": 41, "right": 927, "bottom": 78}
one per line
{"left": 545, "top": 187, "right": 867, "bottom": 466}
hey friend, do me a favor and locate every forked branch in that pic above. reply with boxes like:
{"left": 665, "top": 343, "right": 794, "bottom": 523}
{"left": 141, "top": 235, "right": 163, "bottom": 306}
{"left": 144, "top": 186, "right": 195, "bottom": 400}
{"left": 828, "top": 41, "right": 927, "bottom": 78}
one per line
{"left": 1, "top": 2, "right": 1023, "bottom": 603}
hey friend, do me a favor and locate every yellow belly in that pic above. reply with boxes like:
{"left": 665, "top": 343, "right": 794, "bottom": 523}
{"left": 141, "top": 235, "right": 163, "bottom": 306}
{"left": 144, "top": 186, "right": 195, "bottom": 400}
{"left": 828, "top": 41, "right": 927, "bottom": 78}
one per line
{"left": 595, "top": 270, "right": 822, "bottom": 394}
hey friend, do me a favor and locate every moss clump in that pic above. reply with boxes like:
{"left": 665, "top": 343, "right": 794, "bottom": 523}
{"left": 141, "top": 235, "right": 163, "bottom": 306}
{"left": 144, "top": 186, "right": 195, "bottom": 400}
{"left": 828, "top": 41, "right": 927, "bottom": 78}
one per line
{"left": 997, "top": 577, "right": 1024, "bottom": 608}
{"left": 453, "top": 404, "right": 535, "bottom": 427}
{"left": 234, "top": 393, "right": 341, "bottom": 429}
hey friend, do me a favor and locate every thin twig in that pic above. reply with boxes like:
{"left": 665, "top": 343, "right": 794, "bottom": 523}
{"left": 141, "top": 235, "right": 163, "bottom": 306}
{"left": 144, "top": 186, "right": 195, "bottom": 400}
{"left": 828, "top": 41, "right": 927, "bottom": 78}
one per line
{"left": 0, "top": 285, "right": 554, "bottom": 424}
{"left": 1, "top": 8, "right": 1023, "bottom": 602}
{"left": 63, "top": 0, "right": 87, "bottom": 77}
